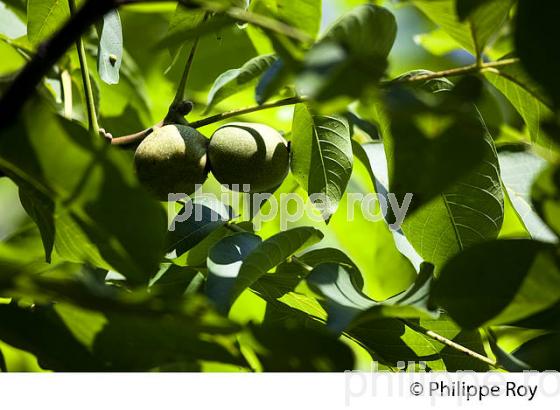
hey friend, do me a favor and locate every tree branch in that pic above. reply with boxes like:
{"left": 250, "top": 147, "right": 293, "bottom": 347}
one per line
{"left": 188, "top": 96, "right": 305, "bottom": 128}
{"left": 108, "top": 121, "right": 163, "bottom": 147}
{"left": 108, "top": 58, "right": 521, "bottom": 146}
{"left": 0, "top": 0, "right": 117, "bottom": 127}
{"left": 109, "top": 96, "right": 304, "bottom": 145}
{"left": 385, "top": 58, "right": 519, "bottom": 85}
{"left": 402, "top": 319, "right": 502, "bottom": 369}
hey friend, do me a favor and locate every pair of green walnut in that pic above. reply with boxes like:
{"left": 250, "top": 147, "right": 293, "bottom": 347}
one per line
{"left": 134, "top": 122, "right": 290, "bottom": 200}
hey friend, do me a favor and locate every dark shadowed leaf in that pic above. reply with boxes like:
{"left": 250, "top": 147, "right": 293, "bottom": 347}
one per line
{"left": 348, "top": 315, "right": 488, "bottom": 371}
{"left": 254, "top": 58, "right": 290, "bottom": 105}
{"left": 456, "top": 0, "right": 496, "bottom": 21}
{"left": 230, "top": 226, "right": 323, "bottom": 304}
{"left": 487, "top": 330, "right": 531, "bottom": 372}
{"left": 149, "top": 263, "right": 202, "bottom": 299}
{"left": 308, "top": 262, "right": 439, "bottom": 334}
{"left": 307, "top": 263, "right": 376, "bottom": 333}
{"left": 0, "top": 301, "right": 245, "bottom": 371}
{"left": 433, "top": 239, "right": 560, "bottom": 329}
{"left": 248, "top": 322, "right": 354, "bottom": 371}
{"left": 511, "top": 333, "right": 560, "bottom": 371}
{"left": 206, "top": 232, "right": 262, "bottom": 313}
{"left": 253, "top": 247, "right": 364, "bottom": 301}
{"left": 0, "top": 100, "right": 166, "bottom": 284}
{"left": 166, "top": 196, "right": 233, "bottom": 258}
{"left": 364, "top": 77, "right": 504, "bottom": 269}
{"left": 515, "top": 0, "right": 560, "bottom": 108}
{"left": 532, "top": 164, "right": 560, "bottom": 237}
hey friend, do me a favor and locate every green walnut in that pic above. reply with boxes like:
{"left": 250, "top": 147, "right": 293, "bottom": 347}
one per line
{"left": 134, "top": 124, "right": 209, "bottom": 201}
{"left": 208, "top": 122, "right": 289, "bottom": 192}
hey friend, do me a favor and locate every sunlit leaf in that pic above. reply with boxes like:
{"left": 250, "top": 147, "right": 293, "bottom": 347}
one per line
{"left": 498, "top": 149, "right": 557, "bottom": 242}
{"left": 411, "top": 0, "right": 514, "bottom": 57}
{"left": 96, "top": 10, "right": 122, "bottom": 85}
{"left": 27, "top": 0, "right": 69, "bottom": 46}
{"left": 207, "top": 54, "right": 276, "bottom": 110}
{"left": 291, "top": 104, "right": 352, "bottom": 220}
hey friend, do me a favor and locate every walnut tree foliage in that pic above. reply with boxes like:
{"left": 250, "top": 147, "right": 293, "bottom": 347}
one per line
{"left": 0, "top": 0, "right": 559, "bottom": 372}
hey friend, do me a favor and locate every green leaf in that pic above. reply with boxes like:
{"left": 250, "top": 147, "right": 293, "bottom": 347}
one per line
{"left": 307, "top": 262, "right": 438, "bottom": 334}
{"left": 206, "top": 232, "right": 262, "bottom": 313}
{"left": 254, "top": 58, "right": 290, "bottom": 105}
{"left": 291, "top": 104, "right": 353, "bottom": 220}
{"left": 433, "top": 239, "right": 560, "bottom": 329}
{"left": 498, "top": 149, "right": 557, "bottom": 242}
{"left": 351, "top": 263, "right": 439, "bottom": 325}
{"left": 515, "top": 0, "right": 560, "bottom": 108}
{"left": 248, "top": 0, "right": 321, "bottom": 40}
{"left": 96, "top": 10, "right": 122, "bottom": 85}
{"left": 165, "top": 4, "right": 205, "bottom": 57}
{"left": 484, "top": 61, "right": 557, "bottom": 153}
{"left": 158, "top": 13, "right": 235, "bottom": 50}
{"left": 417, "top": 317, "right": 489, "bottom": 371}
{"left": 365, "top": 79, "right": 504, "bottom": 269}
{"left": 456, "top": 0, "right": 496, "bottom": 21}
{"left": 487, "top": 330, "right": 531, "bottom": 372}
{"left": 149, "top": 263, "right": 202, "bottom": 299}
{"left": 230, "top": 226, "right": 323, "bottom": 305}
{"left": 307, "top": 263, "right": 376, "bottom": 333}
{"left": 322, "top": 4, "right": 396, "bottom": 61}
{"left": 248, "top": 321, "right": 355, "bottom": 371}
{"left": 206, "top": 54, "right": 276, "bottom": 111}
{"left": 255, "top": 247, "right": 364, "bottom": 300}
{"left": 0, "top": 301, "right": 245, "bottom": 371}
{"left": 0, "top": 99, "right": 167, "bottom": 285}
{"left": 401, "top": 131, "right": 503, "bottom": 269}
{"left": 348, "top": 318, "right": 445, "bottom": 369}
{"left": 349, "top": 316, "right": 488, "bottom": 370}
{"left": 511, "top": 333, "right": 560, "bottom": 371}
{"left": 511, "top": 302, "right": 560, "bottom": 331}
{"left": 0, "top": 346, "right": 6, "bottom": 372}
{"left": 414, "top": 28, "right": 461, "bottom": 56}
{"left": 167, "top": 196, "right": 232, "bottom": 259}
{"left": 247, "top": 0, "right": 322, "bottom": 54}
{"left": 296, "top": 4, "right": 396, "bottom": 103}
{"left": 27, "top": 0, "right": 69, "bottom": 46}
{"left": 18, "top": 183, "right": 111, "bottom": 269}
{"left": 352, "top": 141, "right": 424, "bottom": 271}
{"left": 411, "top": 0, "right": 514, "bottom": 57}
{"left": 382, "top": 85, "right": 489, "bottom": 214}
{"left": 532, "top": 164, "right": 560, "bottom": 237}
